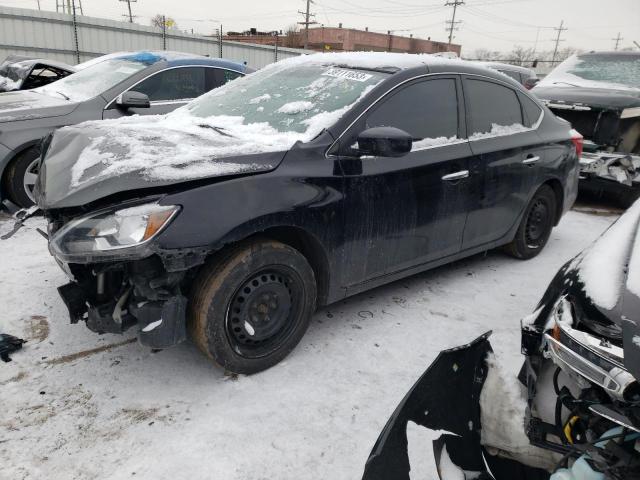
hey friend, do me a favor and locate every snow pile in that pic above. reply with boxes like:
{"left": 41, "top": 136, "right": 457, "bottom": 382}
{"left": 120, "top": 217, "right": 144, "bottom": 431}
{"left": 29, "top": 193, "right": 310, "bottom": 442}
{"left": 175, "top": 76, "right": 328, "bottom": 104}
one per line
{"left": 469, "top": 123, "right": 531, "bottom": 141}
{"left": 0, "top": 75, "right": 21, "bottom": 91}
{"left": 249, "top": 94, "right": 271, "bottom": 104}
{"left": 278, "top": 101, "right": 315, "bottom": 114}
{"left": 578, "top": 199, "right": 640, "bottom": 309}
{"left": 624, "top": 200, "right": 640, "bottom": 298}
{"left": 264, "top": 50, "right": 461, "bottom": 72}
{"left": 412, "top": 135, "right": 460, "bottom": 150}
{"left": 437, "top": 445, "right": 465, "bottom": 480}
{"left": 480, "top": 353, "right": 557, "bottom": 471}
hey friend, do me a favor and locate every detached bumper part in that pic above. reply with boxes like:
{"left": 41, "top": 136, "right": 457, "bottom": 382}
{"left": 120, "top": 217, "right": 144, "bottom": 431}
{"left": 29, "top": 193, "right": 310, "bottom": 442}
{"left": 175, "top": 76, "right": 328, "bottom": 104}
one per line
{"left": 130, "top": 295, "right": 187, "bottom": 348}
{"left": 57, "top": 282, "right": 187, "bottom": 349}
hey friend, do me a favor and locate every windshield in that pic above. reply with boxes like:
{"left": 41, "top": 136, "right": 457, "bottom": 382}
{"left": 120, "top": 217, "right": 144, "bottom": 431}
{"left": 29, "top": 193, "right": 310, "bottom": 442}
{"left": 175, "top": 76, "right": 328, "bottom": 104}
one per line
{"left": 540, "top": 53, "right": 640, "bottom": 91}
{"left": 185, "top": 63, "right": 388, "bottom": 135}
{"left": 35, "top": 57, "right": 149, "bottom": 102}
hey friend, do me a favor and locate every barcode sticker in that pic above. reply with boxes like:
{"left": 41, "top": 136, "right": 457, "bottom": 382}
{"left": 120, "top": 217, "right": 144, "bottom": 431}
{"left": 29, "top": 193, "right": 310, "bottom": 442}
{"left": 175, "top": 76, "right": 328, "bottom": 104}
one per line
{"left": 322, "top": 67, "right": 373, "bottom": 82}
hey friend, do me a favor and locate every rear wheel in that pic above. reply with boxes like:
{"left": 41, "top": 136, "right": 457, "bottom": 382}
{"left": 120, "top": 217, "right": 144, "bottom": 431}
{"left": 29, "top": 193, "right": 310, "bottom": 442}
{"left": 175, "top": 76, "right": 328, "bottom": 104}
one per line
{"left": 188, "top": 239, "right": 317, "bottom": 374}
{"left": 505, "top": 184, "right": 557, "bottom": 260}
{"left": 3, "top": 147, "right": 40, "bottom": 207}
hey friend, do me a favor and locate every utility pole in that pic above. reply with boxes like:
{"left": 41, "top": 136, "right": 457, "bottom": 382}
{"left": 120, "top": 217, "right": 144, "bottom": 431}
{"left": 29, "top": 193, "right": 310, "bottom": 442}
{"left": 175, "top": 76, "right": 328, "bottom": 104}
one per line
{"left": 120, "top": 0, "right": 137, "bottom": 23}
{"left": 551, "top": 20, "right": 567, "bottom": 65}
{"left": 36, "top": 0, "right": 40, "bottom": 10}
{"left": 634, "top": 40, "right": 640, "bottom": 50}
{"left": 444, "top": 1, "right": 464, "bottom": 50}
{"left": 298, "top": 0, "right": 317, "bottom": 50}
{"left": 612, "top": 32, "right": 623, "bottom": 50}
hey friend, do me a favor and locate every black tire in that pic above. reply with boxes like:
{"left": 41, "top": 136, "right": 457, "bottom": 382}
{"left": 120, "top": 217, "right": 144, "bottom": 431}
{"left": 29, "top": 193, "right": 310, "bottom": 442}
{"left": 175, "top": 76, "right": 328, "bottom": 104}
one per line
{"left": 188, "top": 239, "right": 317, "bottom": 374}
{"left": 505, "top": 184, "right": 557, "bottom": 260}
{"left": 3, "top": 146, "right": 40, "bottom": 207}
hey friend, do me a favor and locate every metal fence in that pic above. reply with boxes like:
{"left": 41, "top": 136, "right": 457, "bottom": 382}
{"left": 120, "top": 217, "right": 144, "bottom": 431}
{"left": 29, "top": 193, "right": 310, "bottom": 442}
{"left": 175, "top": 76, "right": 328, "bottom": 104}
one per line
{"left": 0, "top": 5, "right": 306, "bottom": 68}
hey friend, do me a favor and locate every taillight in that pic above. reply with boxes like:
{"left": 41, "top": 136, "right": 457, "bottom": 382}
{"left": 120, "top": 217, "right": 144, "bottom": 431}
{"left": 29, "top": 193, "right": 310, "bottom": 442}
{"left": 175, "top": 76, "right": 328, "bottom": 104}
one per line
{"left": 570, "top": 128, "right": 583, "bottom": 158}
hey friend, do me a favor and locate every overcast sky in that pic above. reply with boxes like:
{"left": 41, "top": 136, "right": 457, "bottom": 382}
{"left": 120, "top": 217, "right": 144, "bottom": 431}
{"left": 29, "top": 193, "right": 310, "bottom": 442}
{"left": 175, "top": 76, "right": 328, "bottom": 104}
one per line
{"left": 1, "top": 0, "right": 639, "bottom": 54}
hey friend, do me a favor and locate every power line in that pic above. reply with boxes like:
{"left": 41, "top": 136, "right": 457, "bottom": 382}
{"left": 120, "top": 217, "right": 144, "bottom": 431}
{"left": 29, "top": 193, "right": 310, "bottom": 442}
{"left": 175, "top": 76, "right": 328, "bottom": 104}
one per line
{"left": 298, "top": 0, "right": 317, "bottom": 50}
{"left": 119, "top": 0, "right": 136, "bottom": 23}
{"left": 550, "top": 19, "right": 567, "bottom": 65}
{"left": 612, "top": 32, "right": 622, "bottom": 50}
{"left": 444, "top": 0, "right": 464, "bottom": 49}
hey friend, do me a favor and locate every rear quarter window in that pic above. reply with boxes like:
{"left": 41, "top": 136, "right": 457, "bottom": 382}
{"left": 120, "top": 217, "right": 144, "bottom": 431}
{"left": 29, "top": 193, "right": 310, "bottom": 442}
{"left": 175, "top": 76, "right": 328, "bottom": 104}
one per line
{"left": 518, "top": 92, "right": 543, "bottom": 127}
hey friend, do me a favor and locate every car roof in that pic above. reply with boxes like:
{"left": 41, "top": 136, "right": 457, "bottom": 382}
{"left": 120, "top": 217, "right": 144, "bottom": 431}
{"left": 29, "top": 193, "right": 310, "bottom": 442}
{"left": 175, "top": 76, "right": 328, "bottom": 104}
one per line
{"left": 478, "top": 62, "right": 536, "bottom": 76}
{"left": 269, "top": 52, "right": 528, "bottom": 85}
{"left": 75, "top": 51, "right": 246, "bottom": 73}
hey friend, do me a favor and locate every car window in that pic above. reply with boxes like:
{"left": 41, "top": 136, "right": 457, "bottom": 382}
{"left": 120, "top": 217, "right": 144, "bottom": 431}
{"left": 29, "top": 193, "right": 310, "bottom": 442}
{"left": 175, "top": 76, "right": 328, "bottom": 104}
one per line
{"left": 465, "top": 79, "right": 524, "bottom": 137}
{"left": 204, "top": 68, "right": 243, "bottom": 91}
{"left": 366, "top": 78, "right": 459, "bottom": 143}
{"left": 134, "top": 67, "right": 206, "bottom": 102}
{"left": 519, "top": 93, "right": 543, "bottom": 127}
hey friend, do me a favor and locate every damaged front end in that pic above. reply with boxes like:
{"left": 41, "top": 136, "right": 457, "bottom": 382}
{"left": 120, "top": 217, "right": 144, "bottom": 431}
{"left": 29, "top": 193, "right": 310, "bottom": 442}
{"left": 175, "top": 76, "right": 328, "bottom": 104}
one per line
{"left": 47, "top": 200, "right": 207, "bottom": 349}
{"left": 536, "top": 89, "right": 640, "bottom": 206}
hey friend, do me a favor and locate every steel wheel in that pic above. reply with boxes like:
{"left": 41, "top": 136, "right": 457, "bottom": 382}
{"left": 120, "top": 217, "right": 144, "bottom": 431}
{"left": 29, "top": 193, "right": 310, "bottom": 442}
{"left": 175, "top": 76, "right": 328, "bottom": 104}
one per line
{"left": 524, "top": 198, "right": 552, "bottom": 248}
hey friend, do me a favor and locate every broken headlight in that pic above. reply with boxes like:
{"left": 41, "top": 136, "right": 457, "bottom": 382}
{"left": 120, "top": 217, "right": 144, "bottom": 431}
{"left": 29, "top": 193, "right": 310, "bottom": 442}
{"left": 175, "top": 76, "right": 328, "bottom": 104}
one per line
{"left": 50, "top": 202, "right": 179, "bottom": 262}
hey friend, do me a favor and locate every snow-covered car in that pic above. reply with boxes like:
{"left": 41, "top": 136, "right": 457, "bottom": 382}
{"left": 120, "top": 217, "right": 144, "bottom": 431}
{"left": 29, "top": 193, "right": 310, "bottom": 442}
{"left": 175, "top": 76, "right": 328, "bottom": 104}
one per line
{"left": 533, "top": 51, "right": 640, "bottom": 207}
{"left": 481, "top": 61, "right": 539, "bottom": 89}
{"left": 0, "top": 55, "right": 75, "bottom": 93}
{"left": 32, "top": 52, "right": 580, "bottom": 375}
{"left": 0, "top": 51, "right": 248, "bottom": 207}
{"left": 362, "top": 200, "right": 640, "bottom": 480}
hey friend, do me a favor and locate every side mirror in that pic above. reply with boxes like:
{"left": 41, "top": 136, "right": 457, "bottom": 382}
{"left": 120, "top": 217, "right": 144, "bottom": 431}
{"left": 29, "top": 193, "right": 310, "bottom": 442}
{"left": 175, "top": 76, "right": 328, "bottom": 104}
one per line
{"left": 357, "top": 126, "right": 412, "bottom": 158}
{"left": 524, "top": 77, "right": 539, "bottom": 90}
{"left": 116, "top": 91, "right": 150, "bottom": 109}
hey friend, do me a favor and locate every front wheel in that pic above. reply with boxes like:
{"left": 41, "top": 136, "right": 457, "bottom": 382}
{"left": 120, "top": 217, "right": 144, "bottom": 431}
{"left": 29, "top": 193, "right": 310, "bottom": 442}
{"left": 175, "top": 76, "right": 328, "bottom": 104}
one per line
{"left": 505, "top": 184, "right": 557, "bottom": 260}
{"left": 3, "top": 147, "right": 40, "bottom": 207}
{"left": 188, "top": 239, "right": 317, "bottom": 374}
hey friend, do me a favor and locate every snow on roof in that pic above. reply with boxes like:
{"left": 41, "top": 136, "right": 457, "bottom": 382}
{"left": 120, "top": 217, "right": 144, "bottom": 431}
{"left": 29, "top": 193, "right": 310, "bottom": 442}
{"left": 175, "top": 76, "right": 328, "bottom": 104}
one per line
{"left": 266, "top": 51, "right": 462, "bottom": 72}
{"left": 579, "top": 199, "right": 640, "bottom": 310}
{"left": 75, "top": 51, "right": 203, "bottom": 70}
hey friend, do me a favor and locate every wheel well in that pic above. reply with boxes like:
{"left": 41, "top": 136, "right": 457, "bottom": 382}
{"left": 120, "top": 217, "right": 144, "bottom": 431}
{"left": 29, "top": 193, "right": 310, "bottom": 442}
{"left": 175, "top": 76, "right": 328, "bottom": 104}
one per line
{"left": 1, "top": 143, "right": 40, "bottom": 188}
{"left": 258, "top": 226, "right": 331, "bottom": 306}
{"left": 543, "top": 179, "right": 564, "bottom": 225}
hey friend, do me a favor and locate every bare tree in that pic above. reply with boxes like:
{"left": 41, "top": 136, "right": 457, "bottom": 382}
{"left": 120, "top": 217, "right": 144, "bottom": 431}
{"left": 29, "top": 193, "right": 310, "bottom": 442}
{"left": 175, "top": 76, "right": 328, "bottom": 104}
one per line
{"left": 282, "top": 24, "right": 300, "bottom": 48}
{"left": 470, "top": 48, "right": 503, "bottom": 61}
{"left": 507, "top": 45, "right": 536, "bottom": 66}
{"left": 150, "top": 14, "right": 177, "bottom": 30}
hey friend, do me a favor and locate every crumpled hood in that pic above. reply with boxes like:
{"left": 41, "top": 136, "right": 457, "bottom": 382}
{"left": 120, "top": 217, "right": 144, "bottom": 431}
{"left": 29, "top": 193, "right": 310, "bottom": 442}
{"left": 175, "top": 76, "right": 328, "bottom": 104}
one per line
{"left": 533, "top": 85, "right": 640, "bottom": 110}
{"left": 570, "top": 200, "right": 640, "bottom": 378}
{"left": 37, "top": 111, "right": 293, "bottom": 209}
{"left": 0, "top": 90, "right": 78, "bottom": 122}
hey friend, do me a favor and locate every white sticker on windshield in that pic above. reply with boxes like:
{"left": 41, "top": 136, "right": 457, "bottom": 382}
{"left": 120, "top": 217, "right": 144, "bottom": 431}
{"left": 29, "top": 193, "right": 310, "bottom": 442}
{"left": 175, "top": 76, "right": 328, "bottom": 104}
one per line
{"left": 322, "top": 67, "right": 373, "bottom": 82}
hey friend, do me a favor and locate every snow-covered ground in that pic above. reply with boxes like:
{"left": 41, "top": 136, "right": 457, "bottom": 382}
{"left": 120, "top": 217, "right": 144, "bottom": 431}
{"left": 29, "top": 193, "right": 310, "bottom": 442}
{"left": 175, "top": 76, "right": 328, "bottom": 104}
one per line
{"left": 0, "top": 209, "right": 618, "bottom": 480}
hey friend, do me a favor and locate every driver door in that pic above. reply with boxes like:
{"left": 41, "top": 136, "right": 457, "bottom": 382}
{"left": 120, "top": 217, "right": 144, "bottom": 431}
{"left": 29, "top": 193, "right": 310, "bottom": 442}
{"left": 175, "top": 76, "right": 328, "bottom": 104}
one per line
{"left": 337, "top": 75, "right": 474, "bottom": 289}
{"left": 103, "top": 66, "right": 208, "bottom": 119}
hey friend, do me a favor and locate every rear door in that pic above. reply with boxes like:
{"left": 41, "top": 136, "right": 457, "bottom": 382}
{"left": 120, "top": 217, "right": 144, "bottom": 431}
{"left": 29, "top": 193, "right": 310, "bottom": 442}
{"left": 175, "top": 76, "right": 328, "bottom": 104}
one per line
{"left": 338, "top": 75, "right": 474, "bottom": 286}
{"left": 103, "top": 66, "right": 208, "bottom": 118}
{"left": 461, "top": 76, "right": 545, "bottom": 250}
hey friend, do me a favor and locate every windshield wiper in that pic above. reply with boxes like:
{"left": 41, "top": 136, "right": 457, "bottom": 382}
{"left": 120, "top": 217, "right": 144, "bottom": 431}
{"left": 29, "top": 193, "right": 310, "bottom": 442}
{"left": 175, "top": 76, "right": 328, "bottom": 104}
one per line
{"left": 55, "top": 90, "right": 70, "bottom": 100}
{"left": 552, "top": 81, "right": 581, "bottom": 87}
{"left": 198, "top": 124, "right": 234, "bottom": 137}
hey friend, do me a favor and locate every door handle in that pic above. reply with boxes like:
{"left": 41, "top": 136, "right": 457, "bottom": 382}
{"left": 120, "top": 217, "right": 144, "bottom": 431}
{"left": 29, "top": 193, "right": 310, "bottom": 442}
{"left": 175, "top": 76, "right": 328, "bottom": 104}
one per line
{"left": 523, "top": 155, "right": 540, "bottom": 165}
{"left": 441, "top": 170, "right": 470, "bottom": 181}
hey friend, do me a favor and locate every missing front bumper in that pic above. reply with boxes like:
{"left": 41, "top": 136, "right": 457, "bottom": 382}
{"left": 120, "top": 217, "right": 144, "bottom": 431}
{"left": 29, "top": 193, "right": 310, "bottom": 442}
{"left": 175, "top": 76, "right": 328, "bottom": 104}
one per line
{"left": 58, "top": 281, "right": 187, "bottom": 349}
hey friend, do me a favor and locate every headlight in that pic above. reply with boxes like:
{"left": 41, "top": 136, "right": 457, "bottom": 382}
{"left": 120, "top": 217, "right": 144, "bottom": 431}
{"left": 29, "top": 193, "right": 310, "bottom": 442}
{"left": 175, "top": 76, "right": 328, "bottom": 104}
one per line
{"left": 50, "top": 202, "right": 179, "bottom": 262}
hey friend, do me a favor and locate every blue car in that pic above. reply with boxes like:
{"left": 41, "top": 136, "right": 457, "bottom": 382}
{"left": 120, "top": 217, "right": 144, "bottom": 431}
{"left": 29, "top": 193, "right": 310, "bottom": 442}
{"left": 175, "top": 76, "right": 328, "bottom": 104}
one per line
{"left": 0, "top": 51, "right": 249, "bottom": 207}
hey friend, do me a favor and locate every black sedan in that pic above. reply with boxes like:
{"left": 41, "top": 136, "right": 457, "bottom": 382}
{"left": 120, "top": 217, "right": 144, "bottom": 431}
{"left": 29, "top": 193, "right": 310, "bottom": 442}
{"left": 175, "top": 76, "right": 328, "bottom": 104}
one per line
{"left": 36, "top": 52, "right": 581, "bottom": 374}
